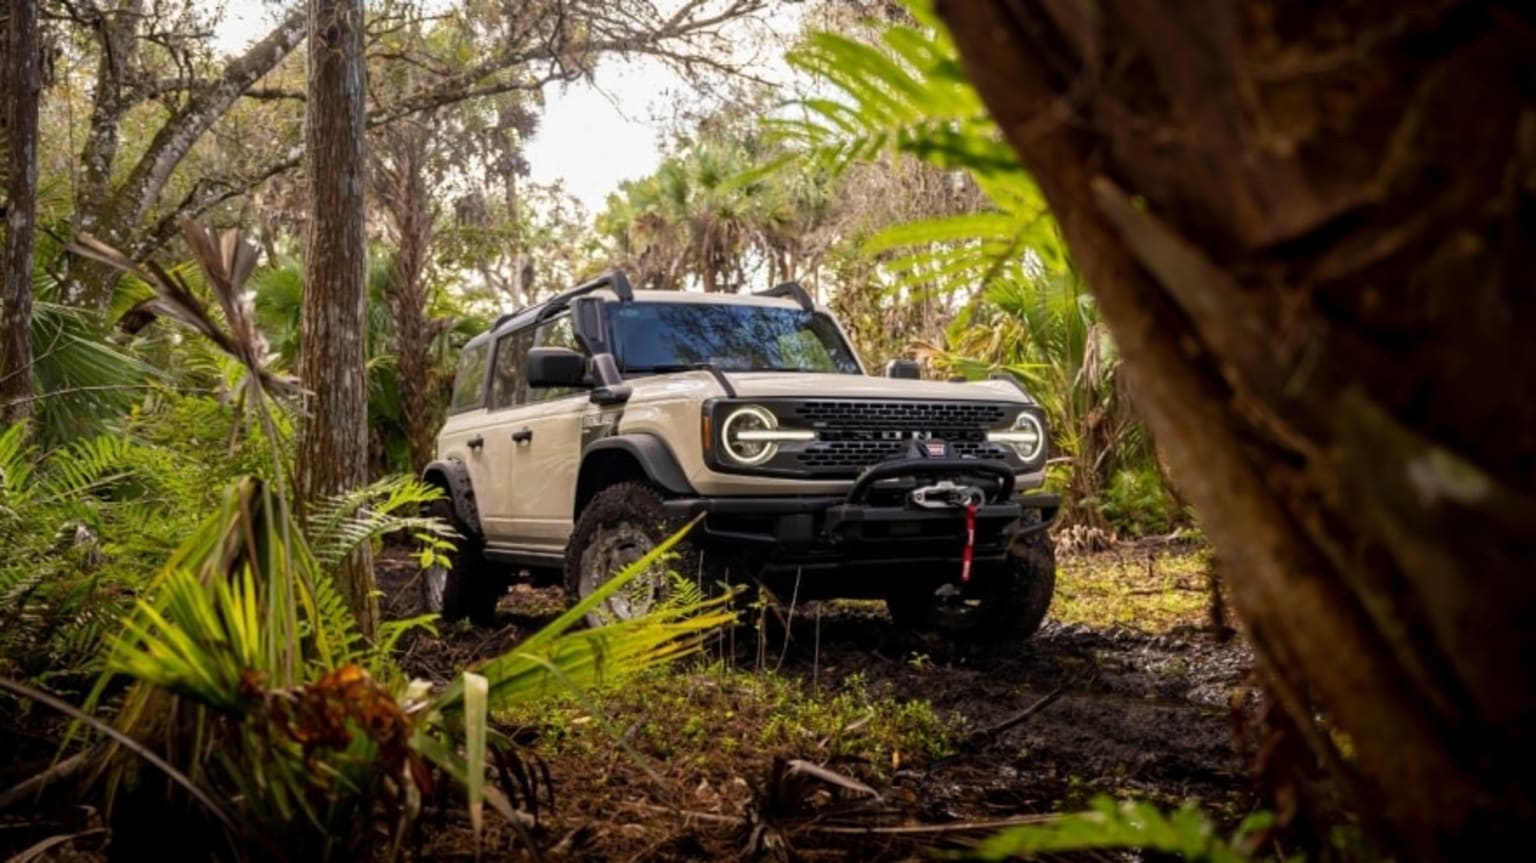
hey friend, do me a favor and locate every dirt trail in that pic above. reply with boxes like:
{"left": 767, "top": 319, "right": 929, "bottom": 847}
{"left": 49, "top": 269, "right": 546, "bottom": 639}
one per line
{"left": 769, "top": 605, "right": 1251, "bottom": 810}
{"left": 379, "top": 552, "right": 1258, "bottom": 861}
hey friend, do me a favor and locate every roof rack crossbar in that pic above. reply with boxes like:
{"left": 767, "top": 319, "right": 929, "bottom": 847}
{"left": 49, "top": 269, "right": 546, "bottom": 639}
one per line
{"left": 488, "top": 270, "right": 636, "bottom": 333}
{"left": 757, "top": 281, "right": 814, "bottom": 311}
{"left": 535, "top": 269, "right": 635, "bottom": 322}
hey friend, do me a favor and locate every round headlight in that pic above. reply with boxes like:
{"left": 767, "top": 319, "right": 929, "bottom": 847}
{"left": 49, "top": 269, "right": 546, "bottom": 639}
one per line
{"left": 720, "top": 405, "right": 779, "bottom": 466}
{"left": 988, "top": 411, "right": 1045, "bottom": 462}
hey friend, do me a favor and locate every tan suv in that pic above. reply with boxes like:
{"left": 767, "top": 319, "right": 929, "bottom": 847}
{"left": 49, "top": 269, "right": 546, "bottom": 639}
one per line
{"left": 421, "top": 271, "right": 1059, "bottom": 642}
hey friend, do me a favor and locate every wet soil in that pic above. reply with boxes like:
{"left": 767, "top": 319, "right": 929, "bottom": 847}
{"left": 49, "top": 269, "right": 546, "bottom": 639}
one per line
{"left": 376, "top": 550, "right": 1260, "bottom": 861}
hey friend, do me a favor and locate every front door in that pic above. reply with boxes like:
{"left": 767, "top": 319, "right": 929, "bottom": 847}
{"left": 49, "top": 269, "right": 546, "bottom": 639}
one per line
{"left": 476, "top": 327, "right": 535, "bottom": 540}
{"left": 503, "top": 313, "right": 591, "bottom": 551}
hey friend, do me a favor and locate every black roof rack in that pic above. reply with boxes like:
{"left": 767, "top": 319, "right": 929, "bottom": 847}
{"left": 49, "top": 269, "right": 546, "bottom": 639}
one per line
{"left": 491, "top": 269, "right": 637, "bottom": 331}
{"left": 535, "top": 270, "right": 635, "bottom": 322}
{"left": 757, "top": 281, "right": 814, "bottom": 311}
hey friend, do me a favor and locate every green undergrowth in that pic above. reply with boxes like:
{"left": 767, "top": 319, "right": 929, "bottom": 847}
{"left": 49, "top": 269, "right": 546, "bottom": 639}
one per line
{"left": 1054, "top": 545, "right": 1219, "bottom": 634}
{"left": 497, "top": 663, "right": 958, "bottom": 780}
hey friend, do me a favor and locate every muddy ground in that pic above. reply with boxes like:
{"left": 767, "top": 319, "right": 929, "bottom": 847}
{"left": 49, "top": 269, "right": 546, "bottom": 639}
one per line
{"left": 377, "top": 548, "right": 1261, "bottom": 862}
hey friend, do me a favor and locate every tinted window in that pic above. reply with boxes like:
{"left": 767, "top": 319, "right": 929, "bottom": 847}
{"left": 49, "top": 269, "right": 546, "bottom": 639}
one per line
{"left": 530, "top": 314, "right": 588, "bottom": 402}
{"left": 448, "top": 342, "right": 490, "bottom": 413}
{"left": 609, "top": 303, "right": 861, "bottom": 374}
{"left": 489, "top": 329, "right": 534, "bottom": 409}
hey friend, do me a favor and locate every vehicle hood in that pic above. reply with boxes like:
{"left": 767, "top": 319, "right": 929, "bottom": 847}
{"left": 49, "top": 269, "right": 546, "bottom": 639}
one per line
{"left": 723, "top": 371, "right": 1033, "bottom": 403}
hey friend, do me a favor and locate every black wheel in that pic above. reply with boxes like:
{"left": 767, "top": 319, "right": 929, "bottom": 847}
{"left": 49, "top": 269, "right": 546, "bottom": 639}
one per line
{"left": 564, "top": 481, "right": 752, "bottom": 627}
{"left": 422, "top": 496, "right": 503, "bottom": 626}
{"left": 885, "top": 511, "right": 1056, "bottom": 642}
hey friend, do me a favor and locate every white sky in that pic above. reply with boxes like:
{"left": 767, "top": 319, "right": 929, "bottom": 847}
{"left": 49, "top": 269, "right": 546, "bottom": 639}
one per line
{"left": 524, "top": 66, "right": 666, "bottom": 212}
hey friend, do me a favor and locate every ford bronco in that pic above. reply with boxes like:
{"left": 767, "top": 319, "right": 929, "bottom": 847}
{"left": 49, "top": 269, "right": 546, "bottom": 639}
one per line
{"left": 421, "top": 271, "right": 1059, "bottom": 641}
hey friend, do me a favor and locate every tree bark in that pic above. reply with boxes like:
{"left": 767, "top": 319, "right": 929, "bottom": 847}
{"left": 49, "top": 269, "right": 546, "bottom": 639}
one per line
{"left": 299, "top": 0, "right": 375, "bottom": 636}
{"left": 373, "top": 115, "right": 437, "bottom": 475}
{"left": 935, "top": 1, "right": 1536, "bottom": 858}
{"left": 2, "top": 0, "right": 41, "bottom": 424}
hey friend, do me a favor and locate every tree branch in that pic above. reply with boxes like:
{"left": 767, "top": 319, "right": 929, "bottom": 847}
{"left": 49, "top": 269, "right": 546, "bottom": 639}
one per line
{"left": 127, "top": 0, "right": 768, "bottom": 255}
{"left": 110, "top": 7, "right": 306, "bottom": 229}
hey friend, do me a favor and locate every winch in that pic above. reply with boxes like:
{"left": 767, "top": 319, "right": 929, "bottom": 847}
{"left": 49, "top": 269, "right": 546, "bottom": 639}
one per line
{"left": 908, "top": 480, "right": 985, "bottom": 510}
{"left": 909, "top": 480, "right": 985, "bottom": 584}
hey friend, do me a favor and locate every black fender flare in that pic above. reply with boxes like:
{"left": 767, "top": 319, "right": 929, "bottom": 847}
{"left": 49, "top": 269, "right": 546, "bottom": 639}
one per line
{"left": 576, "top": 434, "right": 695, "bottom": 514}
{"left": 421, "top": 458, "right": 482, "bottom": 538}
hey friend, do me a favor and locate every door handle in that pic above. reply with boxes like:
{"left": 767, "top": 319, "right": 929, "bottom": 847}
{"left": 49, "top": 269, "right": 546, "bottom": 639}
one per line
{"left": 512, "top": 427, "right": 533, "bottom": 444}
{"left": 467, "top": 435, "right": 484, "bottom": 450}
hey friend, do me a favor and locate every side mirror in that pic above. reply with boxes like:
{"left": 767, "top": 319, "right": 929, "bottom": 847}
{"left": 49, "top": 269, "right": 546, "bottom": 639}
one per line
{"left": 884, "top": 358, "right": 921, "bottom": 380}
{"left": 527, "top": 346, "right": 588, "bottom": 388}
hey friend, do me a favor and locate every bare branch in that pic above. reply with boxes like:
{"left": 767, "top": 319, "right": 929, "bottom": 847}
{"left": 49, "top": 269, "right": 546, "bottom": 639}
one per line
{"left": 243, "top": 86, "right": 306, "bottom": 101}
{"left": 110, "top": 8, "right": 307, "bottom": 229}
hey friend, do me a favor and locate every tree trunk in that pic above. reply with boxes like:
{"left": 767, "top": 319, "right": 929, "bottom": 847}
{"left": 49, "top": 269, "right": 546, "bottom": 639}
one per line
{"left": 2, "top": 0, "right": 40, "bottom": 424}
{"left": 374, "top": 116, "right": 437, "bottom": 476}
{"left": 935, "top": 1, "right": 1536, "bottom": 858}
{"left": 298, "top": 0, "right": 375, "bottom": 636}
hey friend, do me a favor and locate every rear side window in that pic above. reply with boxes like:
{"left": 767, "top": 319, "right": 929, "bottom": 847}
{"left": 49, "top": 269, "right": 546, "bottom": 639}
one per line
{"left": 448, "top": 342, "right": 490, "bottom": 414}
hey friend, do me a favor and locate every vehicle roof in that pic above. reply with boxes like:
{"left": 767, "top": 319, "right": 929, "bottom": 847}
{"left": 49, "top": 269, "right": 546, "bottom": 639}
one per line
{"left": 466, "top": 287, "right": 825, "bottom": 350}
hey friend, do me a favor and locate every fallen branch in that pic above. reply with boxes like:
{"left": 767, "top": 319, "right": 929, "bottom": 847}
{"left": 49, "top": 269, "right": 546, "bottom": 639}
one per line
{"left": 0, "top": 749, "right": 95, "bottom": 811}
{"left": 803, "top": 813, "right": 1054, "bottom": 836}
{"left": 964, "top": 681, "right": 1067, "bottom": 747}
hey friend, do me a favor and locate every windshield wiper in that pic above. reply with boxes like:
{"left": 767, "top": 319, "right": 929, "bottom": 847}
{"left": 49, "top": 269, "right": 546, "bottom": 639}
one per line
{"left": 622, "top": 362, "right": 719, "bottom": 374}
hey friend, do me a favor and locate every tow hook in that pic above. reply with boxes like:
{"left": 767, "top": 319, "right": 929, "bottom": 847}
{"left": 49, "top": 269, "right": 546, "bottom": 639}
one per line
{"left": 909, "top": 480, "right": 985, "bottom": 510}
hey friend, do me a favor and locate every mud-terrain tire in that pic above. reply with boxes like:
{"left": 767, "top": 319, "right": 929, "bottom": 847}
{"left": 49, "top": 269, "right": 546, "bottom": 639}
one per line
{"left": 421, "top": 497, "right": 503, "bottom": 626}
{"left": 565, "top": 482, "right": 753, "bottom": 628}
{"left": 886, "top": 510, "right": 1056, "bottom": 642}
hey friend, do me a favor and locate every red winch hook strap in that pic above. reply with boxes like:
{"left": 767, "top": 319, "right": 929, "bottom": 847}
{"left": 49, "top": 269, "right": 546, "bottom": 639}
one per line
{"left": 960, "top": 502, "right": 978, "bottom": 584}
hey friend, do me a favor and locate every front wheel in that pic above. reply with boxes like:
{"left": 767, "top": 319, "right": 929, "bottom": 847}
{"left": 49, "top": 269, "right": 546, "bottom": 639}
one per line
{"left": 564, "top": 482, "right": 752, "bottom": 628}
{"left": 421, "top": 497, "right": 503, "bottom": 626}
{"left": 886, "top": 512, "right": 1056, "bottom": 642}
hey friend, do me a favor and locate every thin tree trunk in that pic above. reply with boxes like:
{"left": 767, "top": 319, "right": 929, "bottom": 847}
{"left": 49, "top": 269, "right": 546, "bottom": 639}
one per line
{"left": 376, "top": 117, "right": 436, "bottom": 475}
{"left": 298, "top": 0, "right": 375, "bottom": 636}
{"left": 2, "top": 0, "right": 40, "bottom": 424}
{"left": 936, "top": 1, "right": 1536, "bottom": 858}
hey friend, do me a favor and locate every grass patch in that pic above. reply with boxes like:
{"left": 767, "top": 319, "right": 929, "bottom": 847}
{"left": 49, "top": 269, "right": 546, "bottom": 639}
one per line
{"left": 496, "top": 663, "right": 959, "bottom": 779}
{"left": 1053, "top": 545, "right": 1217, "bottom": 634}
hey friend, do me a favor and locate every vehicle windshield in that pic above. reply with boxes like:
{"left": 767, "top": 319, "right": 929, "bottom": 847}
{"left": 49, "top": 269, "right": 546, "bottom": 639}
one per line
{"left": 609, "top": 302, "right": 863, "bottom": 375}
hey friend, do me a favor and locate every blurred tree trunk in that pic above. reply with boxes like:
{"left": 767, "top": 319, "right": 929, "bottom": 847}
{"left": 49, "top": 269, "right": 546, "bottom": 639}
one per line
{"left": 373, "top": 113, "right": 437, "bottom": 475}
{"left": 299, "top": 0, "right": 375, "bottom": 636}
{"left": 2, "top": 0, "right": 40, "bottom": 424}
{"left": 937, "top": 1, "right": 1536, "bottom": 858}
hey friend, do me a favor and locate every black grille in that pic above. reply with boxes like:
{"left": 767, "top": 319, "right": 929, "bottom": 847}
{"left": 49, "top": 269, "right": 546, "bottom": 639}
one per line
{"left": 792, "top": 400, "right": 1009, "bottom": 429}
{"left": 786, "top": 400, "right": 1012, "bottom": 472}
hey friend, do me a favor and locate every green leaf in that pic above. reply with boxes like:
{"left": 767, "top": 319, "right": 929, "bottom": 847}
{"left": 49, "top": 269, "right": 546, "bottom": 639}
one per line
{"left": 463, "top": 671, "right": 489, "bottom": 846}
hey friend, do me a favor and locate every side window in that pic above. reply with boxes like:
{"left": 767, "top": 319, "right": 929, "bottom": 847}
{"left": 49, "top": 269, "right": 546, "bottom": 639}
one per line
{"left": 530, "top": 315, "right": 589, "bottom": 402}
{"left": 448, "top": 342, "right": 490, "bottom": 414}
{"left": 488, "top": 329, "right": 534, "bottom": 410}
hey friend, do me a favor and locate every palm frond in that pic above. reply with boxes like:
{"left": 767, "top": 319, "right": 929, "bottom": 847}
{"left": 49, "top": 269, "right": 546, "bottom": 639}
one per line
{"left": 430, "top": 515, "right": 734, "bottom": 716}
{"left": 69, "top": 224, "right": 300, "bottom": 403}
{"left": 71, "top": 478, "right": 733, "bottom": 859}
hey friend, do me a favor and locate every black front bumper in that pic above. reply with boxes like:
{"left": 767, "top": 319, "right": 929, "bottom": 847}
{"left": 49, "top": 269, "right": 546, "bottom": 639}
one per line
{"left": 661, "top": 458, "right": 1059, "bottom": 574}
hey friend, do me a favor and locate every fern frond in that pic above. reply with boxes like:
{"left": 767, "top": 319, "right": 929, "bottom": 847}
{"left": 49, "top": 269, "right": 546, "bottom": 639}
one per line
{"left": 972, "top": 795, "right": 1275, "bottom": 863}
{"left": 304, "top": 475, "right": 450, "bottom": 569}
{"left": 0, "top": 422, "right": 37, "bottom": 506}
